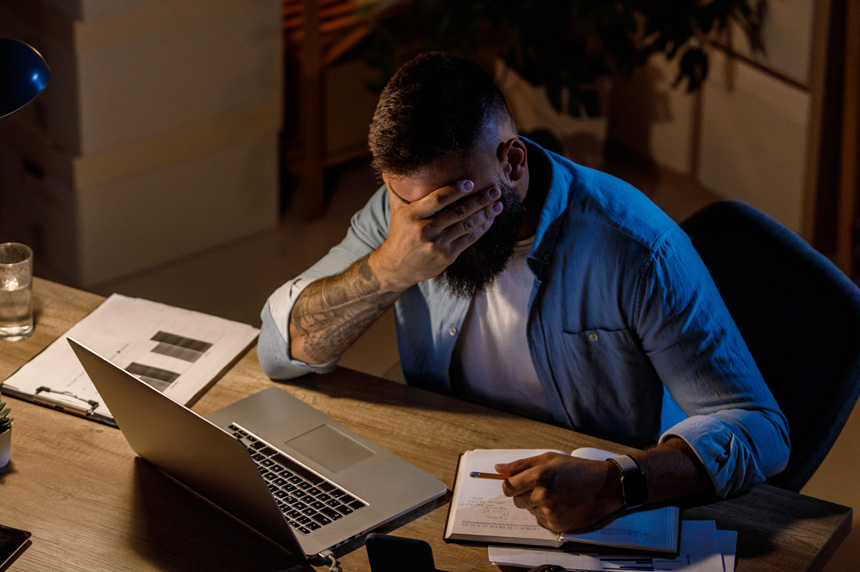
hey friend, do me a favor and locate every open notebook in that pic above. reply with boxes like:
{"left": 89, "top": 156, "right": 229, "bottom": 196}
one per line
{"left": 445, "top": 448, "right": 680, "bottom": 554}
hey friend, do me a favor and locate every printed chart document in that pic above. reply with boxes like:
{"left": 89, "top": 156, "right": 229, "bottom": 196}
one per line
{"left": 489, "top": 520, "right": 733, "bottom": 571}
{"left": 2, "top": 294, "right": 259, "bottom": 425}
{"left": 445, "top": 448, "right": 680, "bottom": 554}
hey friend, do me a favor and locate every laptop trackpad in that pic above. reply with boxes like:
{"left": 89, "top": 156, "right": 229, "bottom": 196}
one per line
{"left": 285, "top": 424, "right": 375, "bottom": 473}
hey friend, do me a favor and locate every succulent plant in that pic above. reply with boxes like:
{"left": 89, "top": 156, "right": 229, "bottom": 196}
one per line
{"left": 0, "top": 389, "right": 12, "bottom": 433}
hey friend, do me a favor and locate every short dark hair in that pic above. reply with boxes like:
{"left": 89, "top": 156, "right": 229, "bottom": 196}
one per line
{"left": 368, "top": 52, "right": 512, "bottom": 177}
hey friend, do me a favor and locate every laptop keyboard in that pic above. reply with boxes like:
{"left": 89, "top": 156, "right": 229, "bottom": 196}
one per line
{"left": 228, "top": 423, "right": 368, "bottom": 535}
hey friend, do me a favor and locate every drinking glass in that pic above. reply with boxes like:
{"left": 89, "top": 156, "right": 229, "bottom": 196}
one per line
{"left": 0, "top": 242, "right": 34, "bottom": 342}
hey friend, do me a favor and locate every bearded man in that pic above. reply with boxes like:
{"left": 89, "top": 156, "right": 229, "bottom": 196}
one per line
{"left": 258, "top": 52, "right": 789, "bottom": 531}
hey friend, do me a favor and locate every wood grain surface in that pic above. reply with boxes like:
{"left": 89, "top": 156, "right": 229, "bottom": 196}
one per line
{"left": 0, "top": 279, "right": 851, "bottom": 571}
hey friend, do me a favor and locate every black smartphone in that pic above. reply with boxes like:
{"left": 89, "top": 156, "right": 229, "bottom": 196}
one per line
{"left": 365, "top": 533, "right": 437, "bottom": 572}
{"left": 0, "top": 524, "right": 31, "bottom": 568}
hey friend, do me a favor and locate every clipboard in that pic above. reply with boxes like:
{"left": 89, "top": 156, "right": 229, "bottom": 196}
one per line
{"left": 31, "top": 386, "right": 113, "bottom": 426}
{"left": 1, "top": 294, "right": 259, "bottom": 425}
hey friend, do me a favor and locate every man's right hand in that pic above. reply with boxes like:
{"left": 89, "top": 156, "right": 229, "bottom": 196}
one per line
{"left": 369, "top": 180, "right": 504, "bottom": 293}
{"left": 288, "top": 179, "right": 502, "bottom": 365}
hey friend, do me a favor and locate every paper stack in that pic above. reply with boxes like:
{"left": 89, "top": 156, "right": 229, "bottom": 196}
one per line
{"left": 489, "top": 520, "right": 736, "bottom": 572}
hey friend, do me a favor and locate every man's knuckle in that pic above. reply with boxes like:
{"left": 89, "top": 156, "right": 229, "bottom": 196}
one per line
{"left": 534, "top": 464, "right": 552, "bottom": 479}
{"left": 419, "top": 224, "right": 435, "bottom": 242}
{"left": 429, "top": 242, "right": 448, "bottom": 258}
{"left": 427, "top": 193, "right": 445, "bottom": 209}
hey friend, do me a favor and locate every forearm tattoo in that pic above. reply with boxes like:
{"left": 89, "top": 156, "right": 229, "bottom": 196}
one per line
{"left": 291, "top": 257, "right": 398, "bottom": 363}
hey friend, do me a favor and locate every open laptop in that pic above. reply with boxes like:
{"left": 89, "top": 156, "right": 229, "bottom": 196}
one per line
{"left": 68, "top": 338, "right": 447, "bottom": 560}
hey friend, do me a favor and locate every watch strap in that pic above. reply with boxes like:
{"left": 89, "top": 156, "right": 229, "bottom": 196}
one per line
{"left": 608, "top": 454, "right": 647, "bottom": 509}
{"left": 608, "top": 453, "right": 639, "bottom": 473}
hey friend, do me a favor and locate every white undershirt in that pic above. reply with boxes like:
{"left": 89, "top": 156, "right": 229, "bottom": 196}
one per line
{"left": 450, "top": 236, "right": 553, "bottom": 422}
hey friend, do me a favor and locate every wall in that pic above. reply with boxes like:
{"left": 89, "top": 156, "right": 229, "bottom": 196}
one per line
{"left": 608, "top": 0, "right": 819, "bottom": 237}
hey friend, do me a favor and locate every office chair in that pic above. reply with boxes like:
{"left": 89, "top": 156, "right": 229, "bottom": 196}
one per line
{"left": 680, "top": 199, "right": 860, "bottom": 492}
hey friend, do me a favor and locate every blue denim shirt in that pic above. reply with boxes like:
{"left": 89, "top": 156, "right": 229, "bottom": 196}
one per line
{"left": 259, "top": 141, "right": 790, "bottom": 497}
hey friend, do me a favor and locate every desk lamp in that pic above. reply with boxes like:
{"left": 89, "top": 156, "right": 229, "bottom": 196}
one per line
{"left": 0, "top": 39, "right": 49, "bottom": 344}
{"left": 0, "top": 38, "right": 51, "bottom": 118}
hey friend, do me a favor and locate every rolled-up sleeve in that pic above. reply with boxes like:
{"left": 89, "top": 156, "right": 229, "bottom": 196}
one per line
{"left": 259, "top": 279, "right": 338, "bottom": 379}
{"left": 258, "top": 187, "right": 390, "bottom": 380}
{"left": 638, "top": 228, "right": 790, "bottom": 497}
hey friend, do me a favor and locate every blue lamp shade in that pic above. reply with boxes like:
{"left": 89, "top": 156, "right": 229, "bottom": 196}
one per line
{"left": 0, "top": 39, "right": 51, "bottom": 118}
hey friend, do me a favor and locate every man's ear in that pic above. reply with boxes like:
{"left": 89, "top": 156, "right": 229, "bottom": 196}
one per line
{"left": 499, "top": 138, "right": 527, "bottom": 183}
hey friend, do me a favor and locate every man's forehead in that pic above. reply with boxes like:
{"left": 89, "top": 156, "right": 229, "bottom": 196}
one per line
{"left": 382, "top": 153, "right": 488, "bottom": 203}
{"left": 383, "top": 161, "right": 474, "bottom": 204}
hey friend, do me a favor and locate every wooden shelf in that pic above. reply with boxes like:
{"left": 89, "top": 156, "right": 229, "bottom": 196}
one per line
{"left": 283, "top": 0, "right": 371, "bottom": 67}
{"left": 282, "top": 0, "right": 377, "bottom": 217}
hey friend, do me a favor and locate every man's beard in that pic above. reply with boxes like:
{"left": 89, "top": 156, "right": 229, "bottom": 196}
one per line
{"left": 440, "top": 183, "right": 527, "bottom": 298}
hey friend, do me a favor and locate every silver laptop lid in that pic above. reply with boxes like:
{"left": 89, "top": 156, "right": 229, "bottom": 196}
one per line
{"left": 68, "top": 338, "right": 447, "bottom": 559}
{"left": 68, "top": 338, "right": 307, "bottom": 555}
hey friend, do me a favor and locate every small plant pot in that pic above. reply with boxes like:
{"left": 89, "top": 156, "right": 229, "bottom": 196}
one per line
{"left": 0, "top": 426, "right": 11, "bottom": 469}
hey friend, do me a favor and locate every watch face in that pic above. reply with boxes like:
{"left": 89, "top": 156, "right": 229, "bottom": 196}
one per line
{"left": 621, "top": 470, "right": 648, "bottom": 508}
{"left": 610, "top": 455, "right": 648, "bottom": 509}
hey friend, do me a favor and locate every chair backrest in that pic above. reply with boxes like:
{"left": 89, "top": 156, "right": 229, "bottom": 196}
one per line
{"left": 680, "top": 200, "right": 860, "bottom": 492}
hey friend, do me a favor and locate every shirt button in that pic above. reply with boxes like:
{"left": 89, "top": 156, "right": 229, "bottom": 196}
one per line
{"left": 543, "top": 253, "right": 551, "bottom": 262}
{"left": 588, "top": 332, "right": 599, "bottom": 342}
{"left": 449, "top": 326, "right": 458, "bottom": 336}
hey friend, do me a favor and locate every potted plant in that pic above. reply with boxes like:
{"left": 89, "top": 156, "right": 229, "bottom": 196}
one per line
{"left": 357, "top": 0, "right": 766, "bottom": 161}
{"left": 0, "top": 389, "right": 12, "bottom": 468}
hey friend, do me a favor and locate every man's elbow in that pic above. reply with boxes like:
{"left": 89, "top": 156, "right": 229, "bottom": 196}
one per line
{"left": 258, "top": 351, "right": 306, "bottom": 381}
{"left": 766, "top": 411, "right": 792, "bottom": 478}
{"left": 257, "top": 319, "right": 305, "bottom": 380}
{"left": 748, "top": 407, "right": 791, "bottom": 481}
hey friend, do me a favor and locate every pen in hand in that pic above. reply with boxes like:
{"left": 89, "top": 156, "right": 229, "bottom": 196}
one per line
{"left": 469, "top": 471, "right": 507, "bottom": 480}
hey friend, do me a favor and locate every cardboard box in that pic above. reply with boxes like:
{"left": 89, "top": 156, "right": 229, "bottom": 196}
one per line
{"left": 0, "top": 106, "right": 280, "bottom": 286}
{"left": 42, "top": 0, "right": 151, "bottom": 23}
{"left": 0, "top": 0, "right": 282, "bottom": 155}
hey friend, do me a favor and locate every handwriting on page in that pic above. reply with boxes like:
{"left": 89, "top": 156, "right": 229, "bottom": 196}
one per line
{"left": 450, "top": 450, "right": 566, "bottom": 541}
{"left": 460, "top": 520, "right": 546, "bottom": 533}
{"left": 455, "top": 494, "right": 551, "bottom": 537}
{"left": 462, "top": 497, "right": 524, "bottom": 522}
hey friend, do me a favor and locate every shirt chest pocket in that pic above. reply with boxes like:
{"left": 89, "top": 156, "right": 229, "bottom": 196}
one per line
{"left": 558, "top": 327, "right": 661, "bottom": 422}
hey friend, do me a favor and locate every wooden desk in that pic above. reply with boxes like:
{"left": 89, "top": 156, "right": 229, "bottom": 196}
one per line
{"left": 0, "top": 279, "right": 852, "bottom": 571}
